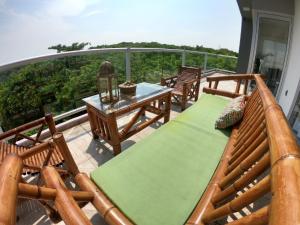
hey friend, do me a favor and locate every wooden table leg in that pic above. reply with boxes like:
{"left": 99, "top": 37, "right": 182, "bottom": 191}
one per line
{"left": 87, "top": 107, "right": 98, "bottom": 139}
{"left": 164, "top": 93, "right": 172, "bottom": 123}
{"left": 112, "top": 144, "right": 121, "bottom": 156}
{"left": 107, "top": 113, "right": 122, "bottom": 156}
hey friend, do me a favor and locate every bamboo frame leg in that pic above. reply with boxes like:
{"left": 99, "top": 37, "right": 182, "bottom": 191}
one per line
{"left": 38, "top": 200, "right": 62, "bottom": 223}
{"left": 181, "top": 90, "right": 187, "bottom": 111}
{"left": 164, "top": 93, "right": 172, "bottom": 123}
{"left": 107, "top": 112, "right": 121, "bottom": 156}
{"left": 87, "top": 107, "right": 98, "bottom": 139}
{"left": 42, "top": 166, "right": 92, "bottom": 225}
{"left": 0, "top": 154, "right": 23, "bottom": 225}
{"left": 75, "top": 173, "right": 133, "bottom": 225}
{"left": 112, "top": 144, "right": 121, "bottom": 156}
{"left": 52, "top": 133, "right": 80, "bottom": 176}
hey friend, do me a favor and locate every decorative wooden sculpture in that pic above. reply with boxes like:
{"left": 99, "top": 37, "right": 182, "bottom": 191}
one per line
{"left": 96, "top": 61, "right": 119, "bottom": 104}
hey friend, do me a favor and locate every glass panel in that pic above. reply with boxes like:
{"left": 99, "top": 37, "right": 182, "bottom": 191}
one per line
{"left": 253, "top": 17, "right": 290, "bottom": 96}
{"left": 289, "top": 93, "right": 300, "bottom": 144}
{"left": 83, "top": 83, "right": 171, "bottom": 114}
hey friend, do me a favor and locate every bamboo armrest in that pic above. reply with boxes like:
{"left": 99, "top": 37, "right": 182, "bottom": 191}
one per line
{"left": 161, "top": 75, "right": 178, "bottom": 87}
{"left": 161, "top": 75, "right": 178, "bottom": 81}
{"left": 0, "top": 118, "right": 46, "bottom": 140}
{"left": 183, "top": 77, "right": 199, "bottom": 86}
{"left": 0, "top": 114, "right": 56, "bottom": 141}
{"left": 206, "top": 74, "right": 256, "bottom": 82}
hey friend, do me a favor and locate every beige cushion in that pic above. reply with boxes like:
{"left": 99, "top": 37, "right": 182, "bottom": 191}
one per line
{"left": 215, "top": 95, "right": 245, "bottom": 129}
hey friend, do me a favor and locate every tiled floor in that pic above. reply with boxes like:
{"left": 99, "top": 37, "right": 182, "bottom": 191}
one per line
{"left": 17, "top": 74, "right": 245, "bottom": 225}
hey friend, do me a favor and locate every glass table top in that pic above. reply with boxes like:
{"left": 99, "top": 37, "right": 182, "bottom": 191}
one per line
{"left": 82, "top": 82, "right": 172, "bottom": 114}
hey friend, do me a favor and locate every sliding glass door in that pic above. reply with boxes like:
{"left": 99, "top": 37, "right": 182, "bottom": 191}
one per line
{"left": 290, "top": 94, "right": 300, "bottom": 144}
{"left": 252, "top": 16, "right": 291, "bottom": 97}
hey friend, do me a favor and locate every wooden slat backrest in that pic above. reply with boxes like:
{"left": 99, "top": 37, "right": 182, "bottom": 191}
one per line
{"left": 0, "top": 114, "right": 56, "bottom": 146}
{"left": 189, "top": 74, "right": 300, "bottom": 225}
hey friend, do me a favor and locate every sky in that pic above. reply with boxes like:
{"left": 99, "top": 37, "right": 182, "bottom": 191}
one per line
{"left": 0, "top": 0, "right": 242, "bottom": 65}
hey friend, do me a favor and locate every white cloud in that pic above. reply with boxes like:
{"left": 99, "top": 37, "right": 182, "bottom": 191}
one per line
{"left": 45, "top": 0, "right": 101, "bottom": 17}
{"left": 0, "top": 12, "right": 83, "bottom": 64}
{"left": 0, "top": 0, "right": 103, "bottom": 64}
{"left": 0, "top": 0, "right": 6, "bottom": 11}
{"left": 83, "top": 9, "right": 104, "bottom": 17}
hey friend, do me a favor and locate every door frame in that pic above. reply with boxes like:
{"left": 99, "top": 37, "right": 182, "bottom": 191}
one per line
{"left": 247, "top": 10, "right": 293, "bottom": 99}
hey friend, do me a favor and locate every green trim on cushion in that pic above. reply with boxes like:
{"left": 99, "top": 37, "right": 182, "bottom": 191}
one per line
{"left": 91, "top": 94, "right": 231, "bottom": 225}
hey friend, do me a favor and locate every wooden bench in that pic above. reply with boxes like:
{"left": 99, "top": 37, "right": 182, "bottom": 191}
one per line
{"left": 0, "top": 74, "right": 299, "bottom": 225}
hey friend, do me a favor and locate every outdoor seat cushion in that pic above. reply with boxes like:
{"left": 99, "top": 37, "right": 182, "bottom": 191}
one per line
{"left": 91, "top": 94, "right": 231, "bottom": 225}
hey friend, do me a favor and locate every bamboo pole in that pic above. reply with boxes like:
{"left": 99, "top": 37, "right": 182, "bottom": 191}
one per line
{"left": 232, "top": 121, "right": 265, "bottom": 156}
{"left": 52, "top": 133, "right": 79, "bottom": 175}
{"left": 228, "top": 134, "right": 267, "bottom": 172}
{"left": 0, "top": 154, "right": 23, "bottom": 225}
{"left": 19, "top": 142, "right": 50, "bottom": 159}
{"left": 18, "top": 183, "right": 93, "bottom": 202}
{"left": 212, "top": 152, "right": 270, "bottom": 205}
{"left": 203, "top": 176, "right": 270, "bottom": 223}
{"left": 220, "top": 139, "right": 268, "bottom": 189}
{"left": 45, "top": 113, "right": 57, "bottom": 135}
{"left": 255, "top": 75, "right": 300, "bottom": 225}
{"left": 42, "top": 166, "right": 92, "bottom": 225}
{"left": 227, "top": 206, "right": 269, "bottom": 225}
{"left": 234, "top": 110, "right": 264, "bottom": 146}
{"left": 75, "top": 172, "right": 133, "bottom": 225}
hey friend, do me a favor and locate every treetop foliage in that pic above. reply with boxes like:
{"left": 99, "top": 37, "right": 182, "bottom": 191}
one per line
{"left": 0, "top": 42, "right": 238, "bottom": 130}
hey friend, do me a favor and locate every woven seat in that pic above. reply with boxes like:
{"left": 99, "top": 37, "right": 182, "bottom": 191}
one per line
{"left": 0, "top": 141, "right": 63, "bottom": 174}
{"left": 0, "top": 114, "right": 64, "bottom": 175}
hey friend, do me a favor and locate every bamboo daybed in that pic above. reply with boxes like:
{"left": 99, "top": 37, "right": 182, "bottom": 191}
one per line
{"left": 0, "top": 74, "right": 300, "bottom": 225}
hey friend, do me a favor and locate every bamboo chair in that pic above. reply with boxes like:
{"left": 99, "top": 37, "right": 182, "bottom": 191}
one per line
{"left": 161, "top": 66, "right": 201, "bottom": 111}
{"left": 0, "top": 133, "right": 103, "bottom": 225}
{"left": 0, "top": 114, "right": 64, "bottom": 174}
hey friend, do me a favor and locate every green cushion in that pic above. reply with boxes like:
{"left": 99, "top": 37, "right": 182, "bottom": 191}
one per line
{"left": 91, "top": 94, "right": 231, "bottom": 225}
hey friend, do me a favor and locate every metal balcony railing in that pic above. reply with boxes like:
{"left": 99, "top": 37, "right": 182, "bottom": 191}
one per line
{"left": 0, "top": 47, "right": 238, "bottom": 134}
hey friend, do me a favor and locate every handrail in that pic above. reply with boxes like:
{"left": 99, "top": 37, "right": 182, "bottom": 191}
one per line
{"left": 203, "top": 74, "right": 256, "bottom": 98}
{"left": 0, "top": 47, "right": 238, "bottom": 134}
{"left": 0, "top": 47, "right": 237, "bottom": 73}
{"left": 255, "top": 74, "right": 300, "bottom": 225}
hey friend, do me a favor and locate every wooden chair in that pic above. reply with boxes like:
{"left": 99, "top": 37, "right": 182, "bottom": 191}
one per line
{"left": 161, "top": 66, "right": 201, "bottom": 111}
{"left": 0, "top": 114, "right": 64, "bottom": 174}
{"left": 0, "top": 133, "right": 102, "bottom": 225}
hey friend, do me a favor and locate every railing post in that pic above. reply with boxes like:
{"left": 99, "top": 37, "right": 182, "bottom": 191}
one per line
{"left": 125, "top": 48, "right": 131, "bottom": 81}
{"left": 204, "top": 53, "right": 208, "bottom": 72}
{"left": 182, "top": 50, "right": 186, "bottom": 67}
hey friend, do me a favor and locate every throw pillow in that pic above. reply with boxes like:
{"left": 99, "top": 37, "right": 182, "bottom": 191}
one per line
{"left": 215, "top": 95, "right": 245, "bottom": 129}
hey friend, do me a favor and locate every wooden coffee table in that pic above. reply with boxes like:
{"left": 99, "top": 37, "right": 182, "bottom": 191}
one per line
{"left": 83, "top": 82, "right": 172, "bottom": 155}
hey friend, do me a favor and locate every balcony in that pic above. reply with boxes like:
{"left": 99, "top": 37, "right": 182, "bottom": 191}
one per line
{"left": 0, "top": 48, "right": 242, "bottom": 225}
{"left": 13, "top": 72, "right": 244, "bottom": 225}
{"left": 0, "top": 47, "right": 237, "bottom": 133}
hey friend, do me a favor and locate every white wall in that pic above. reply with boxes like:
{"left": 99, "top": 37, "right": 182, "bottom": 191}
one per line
{"left": 278, "top": 0, "right": 300, "bottom": 116}
{"left": 253, "top": 0, "right": 294, "bottom": 16}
